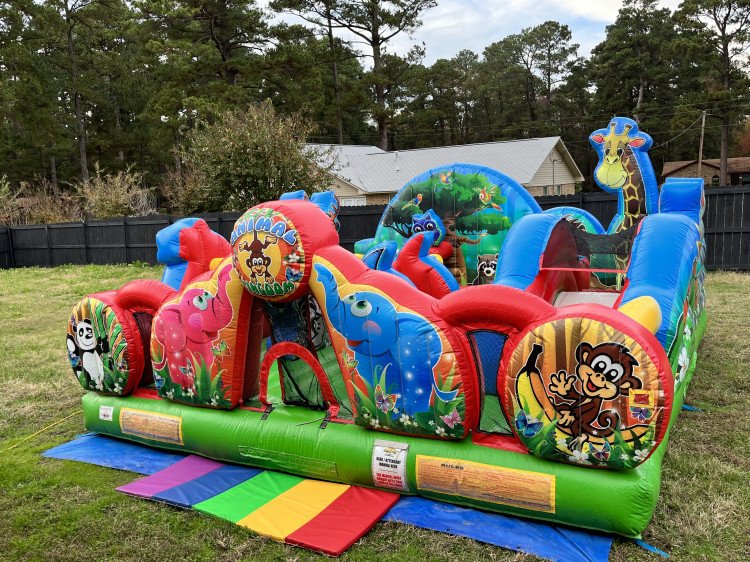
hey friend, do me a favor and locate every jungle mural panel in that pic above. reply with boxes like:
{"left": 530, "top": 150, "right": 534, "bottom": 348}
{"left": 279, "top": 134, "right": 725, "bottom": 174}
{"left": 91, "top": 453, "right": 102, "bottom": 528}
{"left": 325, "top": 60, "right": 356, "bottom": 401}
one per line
{"left": 355, "top": 163, "right": 541, "bottom": 286}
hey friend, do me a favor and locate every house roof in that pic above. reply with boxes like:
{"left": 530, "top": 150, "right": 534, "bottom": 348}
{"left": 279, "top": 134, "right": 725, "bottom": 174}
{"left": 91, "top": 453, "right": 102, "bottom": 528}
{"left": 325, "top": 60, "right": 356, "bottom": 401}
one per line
{"left": 663, "top": 157, "right": 750, "bottom": 177}
{"left": 308, "top": 137, "right": 583, "bottom": 194}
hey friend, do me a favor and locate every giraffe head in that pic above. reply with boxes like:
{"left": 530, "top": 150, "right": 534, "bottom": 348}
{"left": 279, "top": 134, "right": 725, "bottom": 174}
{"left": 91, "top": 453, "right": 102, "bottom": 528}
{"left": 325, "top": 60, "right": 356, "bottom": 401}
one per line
{"left": 590, "top": 119, "right": 648, "bottom": 190}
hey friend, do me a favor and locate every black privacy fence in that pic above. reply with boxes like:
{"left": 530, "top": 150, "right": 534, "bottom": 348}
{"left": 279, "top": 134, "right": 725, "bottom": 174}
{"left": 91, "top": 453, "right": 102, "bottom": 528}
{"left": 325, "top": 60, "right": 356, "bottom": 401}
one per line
{"left": 1, "top": 187, "right": 748, "bottom": 271}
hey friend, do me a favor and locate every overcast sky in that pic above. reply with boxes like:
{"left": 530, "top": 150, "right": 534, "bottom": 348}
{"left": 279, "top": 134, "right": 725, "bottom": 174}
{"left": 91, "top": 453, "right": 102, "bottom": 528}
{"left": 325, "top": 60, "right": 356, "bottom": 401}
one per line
{"left": 262, "top": 0, "right": 684, "bottom": 64}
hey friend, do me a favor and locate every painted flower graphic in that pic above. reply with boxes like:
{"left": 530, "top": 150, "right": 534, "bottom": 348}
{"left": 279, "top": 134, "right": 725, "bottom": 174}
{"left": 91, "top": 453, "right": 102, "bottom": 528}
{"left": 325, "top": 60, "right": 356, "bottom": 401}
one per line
{"left": 568, "top": 449, "right": 592, "bottom": 465}
{"left": 683, "top": 324, "right": 692, "bottom": 342}
{"left": 677, "top": 347, "right": 690, "bottom": 381}
{"left": 435, "top": 427, "right": 447, "bottom": 436}
{"left": 440, "top": 409, "right": 462, "bottom": 429}
{"left": 633, "top": 448, "right": 649, "bottom": 463}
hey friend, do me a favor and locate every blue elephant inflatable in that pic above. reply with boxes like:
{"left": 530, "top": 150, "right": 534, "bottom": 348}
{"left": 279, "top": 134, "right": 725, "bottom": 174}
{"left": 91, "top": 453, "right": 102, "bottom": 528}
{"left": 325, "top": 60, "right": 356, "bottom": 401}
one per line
{"left": 313, "top": 263, "right": 458, "bottom": 416}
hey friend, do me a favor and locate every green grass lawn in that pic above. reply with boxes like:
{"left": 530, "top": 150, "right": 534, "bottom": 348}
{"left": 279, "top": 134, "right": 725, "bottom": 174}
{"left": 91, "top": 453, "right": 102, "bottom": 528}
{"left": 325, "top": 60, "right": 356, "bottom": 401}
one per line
{"left": 0, "top": 265, "right": 748, "bottom": 561}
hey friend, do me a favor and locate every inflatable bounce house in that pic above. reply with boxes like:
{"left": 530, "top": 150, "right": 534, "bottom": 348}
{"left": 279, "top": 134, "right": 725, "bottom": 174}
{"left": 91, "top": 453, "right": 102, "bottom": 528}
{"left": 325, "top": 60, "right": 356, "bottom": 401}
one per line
{"left": 67, "top": 118, "right": 706, "bottom": 538}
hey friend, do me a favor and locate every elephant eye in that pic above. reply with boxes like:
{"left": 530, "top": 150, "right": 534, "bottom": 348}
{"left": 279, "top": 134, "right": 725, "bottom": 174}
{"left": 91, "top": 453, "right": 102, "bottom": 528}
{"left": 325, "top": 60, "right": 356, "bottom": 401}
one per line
{"left": 345, "top": 294, "right": 356, "bottom": 304}
{"left": 193, "top": 295, "right": 209, "bottom": 310}
{"left": 351, "top": 300, "right": 372, "bottom": 317}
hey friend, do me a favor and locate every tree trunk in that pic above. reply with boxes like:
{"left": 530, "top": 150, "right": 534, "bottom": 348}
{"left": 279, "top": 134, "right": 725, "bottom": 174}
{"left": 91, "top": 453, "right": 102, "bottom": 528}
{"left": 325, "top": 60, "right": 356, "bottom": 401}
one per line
{"left": 50, "top": 155, "right": 59, "bottom": 195}
{"left": 720, "top": 112, "right": 729, "bottom": 186}
{"left": 174, "top": 143, "right": 182, "bottom": 184}
{"left": 66, "top": 4, "right": 88, "bottom": 182}
{"left": 371, "top": 6, "right": 388, "bottom": 151}
{"left": 326, "top": 4, "right": 343, "bottom": 145}
{"left": 634, "top": 77, "right": 645, "bottom": 124}
{"left": 719, "top": 38, "right": 731, "bottom": 186}
{"left": 115, "top": 104, "right": 125, "bottom": 164}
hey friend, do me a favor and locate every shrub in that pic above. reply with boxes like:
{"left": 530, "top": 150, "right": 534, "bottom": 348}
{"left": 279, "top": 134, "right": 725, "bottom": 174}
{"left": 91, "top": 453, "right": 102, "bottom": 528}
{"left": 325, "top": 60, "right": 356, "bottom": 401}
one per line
{"left": 176, "top": 100, "right": 337, "bottom": 213}
{"left": 0, "top": 175, "right": 81, "bottom": 226}
{"left": 76, "top": 164, "right": 155, "bottom": 219}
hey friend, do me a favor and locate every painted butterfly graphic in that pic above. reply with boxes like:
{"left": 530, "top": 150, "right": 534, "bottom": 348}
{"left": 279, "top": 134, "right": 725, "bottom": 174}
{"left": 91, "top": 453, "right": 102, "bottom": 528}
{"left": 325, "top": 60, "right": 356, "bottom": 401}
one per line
{"left": 153, "top": 372, "right": 165, "bottom": 390}
{"left": 375, "top": 384, "right": 398, "bottom": 413}
{"left": 340, "top": 350, "right": 358, "bottom": 370}
{"left": 589, "top": 440, "right": 611, "bottom": 462}
{"left": 285, "top": 267, "right": 303, "bottom": 282}
{"left": 630, "top": 406, "right": 652, "bottom": 422}
{"left": 212, "top": 340, "right": 229, "bottom": 358}
{"left": 440, "top": 409, "right": 462, "bottom": 429}
{"left": 515, "top": 410, "right": 543, "bottom": 438}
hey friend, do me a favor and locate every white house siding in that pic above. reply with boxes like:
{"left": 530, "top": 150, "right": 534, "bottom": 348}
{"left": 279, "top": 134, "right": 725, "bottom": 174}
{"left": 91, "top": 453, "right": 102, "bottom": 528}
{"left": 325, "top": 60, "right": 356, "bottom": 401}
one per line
{"left": 527, "top": 148, "right": 576, "bottom": 195}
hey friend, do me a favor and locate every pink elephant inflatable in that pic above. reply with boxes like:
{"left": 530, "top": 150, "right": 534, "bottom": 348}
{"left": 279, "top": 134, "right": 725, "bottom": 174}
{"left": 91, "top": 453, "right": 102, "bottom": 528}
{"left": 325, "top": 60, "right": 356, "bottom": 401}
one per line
{"left": 153, "top": 264, "right": 235, "bottom": 389}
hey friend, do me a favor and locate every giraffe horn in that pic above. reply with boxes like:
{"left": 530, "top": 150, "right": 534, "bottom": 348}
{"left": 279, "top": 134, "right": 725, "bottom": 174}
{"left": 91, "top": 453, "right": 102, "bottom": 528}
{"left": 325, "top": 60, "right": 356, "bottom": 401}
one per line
{"left": 623, "top": 124, "right": 633, "bottom": 136}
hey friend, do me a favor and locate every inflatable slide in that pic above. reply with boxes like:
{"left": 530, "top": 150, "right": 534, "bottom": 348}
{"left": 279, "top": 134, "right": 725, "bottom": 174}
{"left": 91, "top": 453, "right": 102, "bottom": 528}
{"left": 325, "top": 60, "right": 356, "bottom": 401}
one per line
{"left": 67, "top": 118, "right": 706, "bottom": 538}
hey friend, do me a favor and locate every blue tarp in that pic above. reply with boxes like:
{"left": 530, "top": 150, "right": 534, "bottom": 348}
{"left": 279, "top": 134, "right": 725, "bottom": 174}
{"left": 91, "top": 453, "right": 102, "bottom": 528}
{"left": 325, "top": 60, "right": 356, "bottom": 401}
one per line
{"left": 43, "top": 433, "right": 185, "bottom": 475}
{"left": 45, "top": 434, "right": 613, "bottom": 561}
{"left": 384, "top": 496, "right": 613, "bottom": 562}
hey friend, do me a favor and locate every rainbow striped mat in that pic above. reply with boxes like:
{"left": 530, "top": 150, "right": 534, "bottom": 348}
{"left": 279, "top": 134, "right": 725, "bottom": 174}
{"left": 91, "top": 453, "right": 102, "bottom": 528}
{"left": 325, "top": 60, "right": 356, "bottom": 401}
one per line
{"left": 116, "top": 455, "right": 399, "bottom": 556}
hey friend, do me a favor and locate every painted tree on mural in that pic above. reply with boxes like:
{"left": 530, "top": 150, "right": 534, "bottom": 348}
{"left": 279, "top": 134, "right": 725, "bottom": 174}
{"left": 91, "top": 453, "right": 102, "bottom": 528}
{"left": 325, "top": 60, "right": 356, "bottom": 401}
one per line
{"left": 382, "top": 171, "right": 512, "bottom": 281}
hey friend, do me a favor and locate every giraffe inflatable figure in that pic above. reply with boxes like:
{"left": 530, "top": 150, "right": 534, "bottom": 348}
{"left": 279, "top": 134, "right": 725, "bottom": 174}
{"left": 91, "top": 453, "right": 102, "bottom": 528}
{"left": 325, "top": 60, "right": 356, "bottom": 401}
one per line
{"left": 589, "top": 117, "right": 659, "bottom": 285}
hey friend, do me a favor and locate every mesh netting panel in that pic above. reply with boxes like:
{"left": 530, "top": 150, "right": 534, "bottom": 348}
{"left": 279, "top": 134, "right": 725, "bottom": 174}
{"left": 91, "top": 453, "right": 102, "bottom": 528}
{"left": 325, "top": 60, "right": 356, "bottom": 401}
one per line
{"left": 569, "top": 225, "right": 639, "bottom": 270}
{"left": 133, "top": 312, "right": 154, "bottom": 387}
{"left": 469, "top": 330, "right": 512, "bottom": 435}
{"left": 262, "top": 297, "right": 351, "bottom": 417}
{"left": 480, "top": 395, "right": 511, "bottom": 434}
{"left": 319, "top": 346, "right": 353, "bottom": 420}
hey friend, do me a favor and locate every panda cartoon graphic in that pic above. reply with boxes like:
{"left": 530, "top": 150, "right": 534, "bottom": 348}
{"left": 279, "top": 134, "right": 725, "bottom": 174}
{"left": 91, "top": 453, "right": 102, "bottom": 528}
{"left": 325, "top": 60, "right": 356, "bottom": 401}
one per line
{"left": 67, "top": 319, "right": 108, "bottom": 390}
{"left": 474, "top": 253, "right": 499, "bottom": 285}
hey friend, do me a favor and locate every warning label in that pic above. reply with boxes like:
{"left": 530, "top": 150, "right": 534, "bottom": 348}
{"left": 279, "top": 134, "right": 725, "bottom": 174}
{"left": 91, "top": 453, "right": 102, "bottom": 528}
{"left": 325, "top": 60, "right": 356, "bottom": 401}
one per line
{"left": 99, "top": 405, "right": 114, "bottom": 421}
{"left": 120, "top": 408, "right": 183, "bottom": 445}
{"left": 372, "top": 440, "right": 409, "bottom": 491}
{"left": 415, "top": 455, "right": 555, "bottom": 513}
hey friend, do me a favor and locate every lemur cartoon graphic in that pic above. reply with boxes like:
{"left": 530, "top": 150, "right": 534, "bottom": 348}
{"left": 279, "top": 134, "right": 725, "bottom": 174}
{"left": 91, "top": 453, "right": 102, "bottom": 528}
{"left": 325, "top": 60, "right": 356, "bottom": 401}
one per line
{"left": 67, "top": 318, "right": 108, "bottom": 389}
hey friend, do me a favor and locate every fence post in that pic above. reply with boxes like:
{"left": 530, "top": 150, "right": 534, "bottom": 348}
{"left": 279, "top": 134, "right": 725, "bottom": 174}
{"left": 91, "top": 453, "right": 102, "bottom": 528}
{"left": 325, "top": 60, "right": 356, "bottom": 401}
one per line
{"left": 8, "top": 227, "right": 15, "bottom": 268}
{"left": 82, "top": 220, "right": 89, "bottom": 264}
{"left": 122, "top": 217, "right": 128, "bottom": 263}
{"left": 45, "top": 225, "right": 52, "bottom": 267}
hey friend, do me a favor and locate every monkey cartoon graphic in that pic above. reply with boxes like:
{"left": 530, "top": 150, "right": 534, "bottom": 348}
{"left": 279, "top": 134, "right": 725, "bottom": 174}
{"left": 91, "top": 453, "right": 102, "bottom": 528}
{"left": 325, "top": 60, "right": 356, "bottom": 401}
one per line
{"left": 238, "top": 230, "right": 278, "bottom": 285}
{"left": 473, "top": 253, "right": 498, "bottom": 284}
{"left": 548, "top": 341, "right": 642, "bottom": 441}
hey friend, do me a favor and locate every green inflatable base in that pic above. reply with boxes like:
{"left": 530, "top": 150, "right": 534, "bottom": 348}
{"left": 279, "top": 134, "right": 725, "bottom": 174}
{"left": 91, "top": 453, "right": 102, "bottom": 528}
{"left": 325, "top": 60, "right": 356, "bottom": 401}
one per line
{"left": 81, "top": 386, "right": 685, "bottom": 538}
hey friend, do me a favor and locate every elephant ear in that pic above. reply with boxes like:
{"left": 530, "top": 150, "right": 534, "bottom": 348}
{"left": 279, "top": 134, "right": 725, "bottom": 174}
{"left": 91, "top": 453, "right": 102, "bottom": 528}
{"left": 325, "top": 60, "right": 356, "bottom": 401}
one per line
{"left": 154, "top": 307, "right": 186, "bottom": 353}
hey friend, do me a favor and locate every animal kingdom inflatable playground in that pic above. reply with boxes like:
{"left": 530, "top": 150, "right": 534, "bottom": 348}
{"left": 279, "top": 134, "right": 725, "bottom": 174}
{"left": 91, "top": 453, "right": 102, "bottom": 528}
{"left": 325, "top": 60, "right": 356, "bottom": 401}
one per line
{"left": 67, "top": 117, "right": 706, "bottom": 538}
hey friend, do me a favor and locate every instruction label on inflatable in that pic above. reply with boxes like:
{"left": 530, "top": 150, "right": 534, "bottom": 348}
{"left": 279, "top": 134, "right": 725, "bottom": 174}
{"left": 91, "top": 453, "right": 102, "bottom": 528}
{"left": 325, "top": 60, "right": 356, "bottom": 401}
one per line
{"left": 372, "top": 440, "right": 409, "bottom": 491}
{"left": 119, "top": 408, "right": 183, "bottom": 445}
{"left": 415, "top": 456, "right": 555, "bottom": 514}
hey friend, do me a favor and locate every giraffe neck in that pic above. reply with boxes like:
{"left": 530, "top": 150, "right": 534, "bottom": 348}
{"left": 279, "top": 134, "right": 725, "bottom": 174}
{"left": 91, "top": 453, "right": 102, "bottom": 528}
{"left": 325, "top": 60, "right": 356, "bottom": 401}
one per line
{"left": 616, "top": 154, "right": 647, "bottom": 232}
